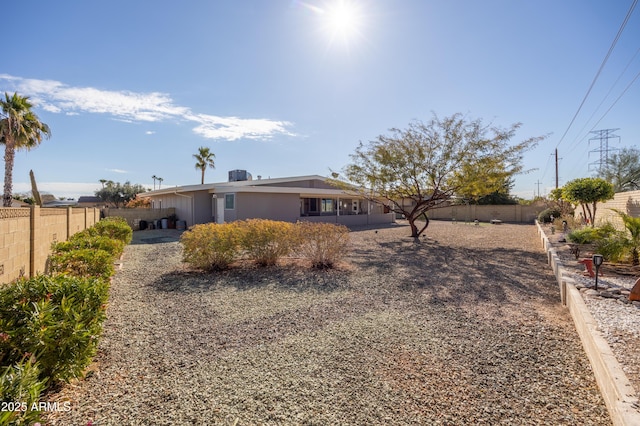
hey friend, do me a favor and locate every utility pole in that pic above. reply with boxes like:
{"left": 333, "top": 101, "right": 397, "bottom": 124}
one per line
{"left": 535, "top": 180, "right": 542, "bottom": 198}
{"left": 589, "top": 128, "right": 620, "bottom": 173}
{"left": 555, "top": 149, "right": 559, "bottom": 189}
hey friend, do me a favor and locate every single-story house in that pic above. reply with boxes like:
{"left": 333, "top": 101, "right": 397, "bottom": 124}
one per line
{"left": 137, "top": 173, "right": 395, "bottom": 227}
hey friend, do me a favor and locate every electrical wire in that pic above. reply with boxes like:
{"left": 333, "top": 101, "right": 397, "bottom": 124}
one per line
{"left": 555, "top": 0, "right": 638, "bottom": 149}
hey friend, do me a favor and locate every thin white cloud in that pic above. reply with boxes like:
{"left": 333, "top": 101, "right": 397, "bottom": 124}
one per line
{"left": 145, "top": 130, "right": 156, "bottom": 135}
{"left": 105, "top": 168, "right": 128, "bottom": 174}
{"left": 0, "top": 74, "right": 295, "bottom": 142}
{"left": 12, "top": 181, "right": 101, "bottom": 199}
{"left": 189, "top": 113, "right": 295, "bottom": 141}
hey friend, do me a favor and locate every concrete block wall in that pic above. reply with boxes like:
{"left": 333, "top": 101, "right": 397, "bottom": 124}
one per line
{"left": 426, "top": 204, "right": 543, "bottom": 223}
{"left": 0, "top": 208, "right": 31, "bottom": 284}
{"left": 0, "top": 207, "right": 101, "bottom": 285}
{"left": 593, "top": 190, "right": 640, "bottom": 228}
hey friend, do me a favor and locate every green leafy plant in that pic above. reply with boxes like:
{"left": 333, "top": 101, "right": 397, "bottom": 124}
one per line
{"left": 90, "top": 217, "right": 133, "bottom": 245}
{"left": 0, "top": 274, "right": 109, "bottom": 384}
{"left": 54, "top": 234, "right": 125, "bottom": 259}
{"left": 567, "top": 222, "right": 617, "bottom": 244}
{"left": 181, "top": 223, "right": 241, "bottom": 270}
{"left": 48, "top": 248, "right": 115, "bottom": 280}
{"left": 537, "top": 208, "right": 561, "bottom": 224}
{"left": 606, "top": 209, "right": 640, "bottom": 265}
{"left": 0, "top": 356, "right": 47, "bottom": 426}
{"left": 295, "top": 222, "right": 350, "bottom": 268}
{"left": 238, "top": 219, "right": 295, "bottom": 266}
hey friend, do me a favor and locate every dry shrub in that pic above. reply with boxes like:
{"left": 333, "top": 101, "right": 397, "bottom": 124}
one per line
{"left": 237, "top": 219, "right": 295, "bottom": 266}
{"left": 295, "top": 222, "right": 350, "bottom": 268}
{"left": 180, "top": 223, "right": 240, "bottom": 270}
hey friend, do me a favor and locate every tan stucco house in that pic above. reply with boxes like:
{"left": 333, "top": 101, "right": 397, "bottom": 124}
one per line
{"left": 138, "top": 173, "right": 394, "bottom": 227}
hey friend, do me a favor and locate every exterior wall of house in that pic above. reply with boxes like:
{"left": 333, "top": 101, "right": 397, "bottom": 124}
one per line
{"left": 193, "top": 191, "right": 214, "bottom": 225}
{"left": 103, "top": 208, "right": 176, "bottom": 230}
{"left": 150, "top": 193, "right": 194, "bottom": 226}
{"left": 234, "top": 192, "right": 301, "bottom": 222}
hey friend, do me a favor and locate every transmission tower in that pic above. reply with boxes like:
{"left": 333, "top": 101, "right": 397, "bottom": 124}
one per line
{"left": 588, "top": 128, "right": 620, "bottom": 173}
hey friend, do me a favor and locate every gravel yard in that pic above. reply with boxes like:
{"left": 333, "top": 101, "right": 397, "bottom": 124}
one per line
{"left": 45, "top": 221, "right": 612, "bottom": 425}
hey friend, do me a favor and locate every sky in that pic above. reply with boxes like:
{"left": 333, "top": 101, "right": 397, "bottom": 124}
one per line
{"left": 2, "top": 0, "right": 639, "bottom": 200}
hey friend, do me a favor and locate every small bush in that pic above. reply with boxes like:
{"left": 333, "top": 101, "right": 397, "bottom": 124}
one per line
{"left": 238, "top": 219, "right": 295, "bottom": 266}
{"left": 295, "top": 222, "right": 350, "bottom": 268}
{"left": 0, "top": 356, "right": 47, "bottom": 425}
{"left": 48, "top": 248, "right": 115, "bottom": 280}
{"left": 568, "top": 222, "right": 618, "bottom": 244}
{"left": 0, "top": 274, "right": 109, "bottom": 384}
{"left": 537, "top": 208, "right": 561, "bottom": 224}
{"left": 54, "top": 235, "right": 125, "bottom": 259}
{"left": 91, "top": 217, "right": 133, "bottom": 245}
{"left": 181, "top": 223, "right": 241, "bottom": 270}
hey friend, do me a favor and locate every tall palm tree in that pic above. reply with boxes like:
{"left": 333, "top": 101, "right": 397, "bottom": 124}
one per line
{"left": 157, "top": 177, "right": 163, "bottom": 189}
{"left": 1, "top": 92, "right": 51, "bottom": 207}
{"left": 151, "top": 175, "right": 158, "bottom": 190}
{"left": 193, "top": 146, "right": 216, "bottom": 184}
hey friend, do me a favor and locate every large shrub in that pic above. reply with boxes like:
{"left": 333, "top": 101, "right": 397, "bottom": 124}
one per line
{"left": 295, "top": 222, "right": 350, "bottom": 268}
{"left": 54, "top": 234, "right": 125, "bottom": 259}
{"left": 0, "top": 274, "right": 109, "bottom": 384}
{"left": 90, "top": 217, "right": 133, "bottom": 245}
{"left": 48, "top": 248, "right": 115, "bottom": 280}
{"left": 537, "top": 208, "right": 561, "bottom": 224}
{"left": 238, "top": 219, "right": 295, "bottom": 266}
{"left": 181, "top": 223, "right": 241, "bottom": 270}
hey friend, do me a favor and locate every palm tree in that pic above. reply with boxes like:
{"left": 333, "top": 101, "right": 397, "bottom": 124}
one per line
{"left": 99, "top": 179, "right": 107, "bottom": 188}
{"left": 151, "top": 175, "right": 158, "bottom": 190}
{"left": 157, "top": 177, "right": 163, "bottom": 189}
{"left": 193, "top": 146, "right": 216, "bottom": 184}
{"left": 1, "top": 92, "right": 51, "bottom": 207}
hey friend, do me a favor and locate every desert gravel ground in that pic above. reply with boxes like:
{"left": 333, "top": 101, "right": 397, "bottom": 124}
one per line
{"left": 45, "top": 220, "right": 612, "bottom": 425}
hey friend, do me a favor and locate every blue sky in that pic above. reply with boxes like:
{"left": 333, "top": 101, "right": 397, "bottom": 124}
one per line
{"left": 2, "top": 0, "right": 639, "bottom": 200}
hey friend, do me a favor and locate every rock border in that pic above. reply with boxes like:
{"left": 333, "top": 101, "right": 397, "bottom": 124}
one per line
{"left": 536, "top": 220, "right": 640, "bottom": 426}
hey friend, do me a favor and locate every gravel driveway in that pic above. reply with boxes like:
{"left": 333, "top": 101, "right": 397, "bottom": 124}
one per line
{"left": 45, "top": 221, "right": 611, "bottom": 425}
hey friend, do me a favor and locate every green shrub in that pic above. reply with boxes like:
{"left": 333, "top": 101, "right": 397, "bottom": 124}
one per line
{"left": 181, "top": 223, "right": 241, "bottom": 270}
{"left": 54, "top": 235, "right": 125, "bottom": 259}
{"left": 237, "top": 219, "right": 295, "bottom": 266}
{"left": 0, "top": 356, "right": 47, "bottom": 426}
{"left": 48, "top": 248, "right": 115, "bottom": 280}
{"left": 295, "top": 222, "right": 350, "bottom": 268}
{"left": 0, "top": 274, "right": 109, "bottom": 384}
{"left": 537, "top": 208, "right": 561, "bottom": 223}
{"left": 567, "top": 222, "right": 618, "bottom": 244}
{"left": 91, "top": 217, "right": 133, "bottom": 245}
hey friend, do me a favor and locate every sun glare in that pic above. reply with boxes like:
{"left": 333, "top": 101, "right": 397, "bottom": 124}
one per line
{"left": 321, "top": 0, "right": 365, "bottom": 46}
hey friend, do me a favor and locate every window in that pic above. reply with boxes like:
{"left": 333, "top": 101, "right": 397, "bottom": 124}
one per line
{"left": 224, "top": 194, "right": 235, "bottom": 210}
{"left": 321, "top": 199, "right": 334, "bottom": 213}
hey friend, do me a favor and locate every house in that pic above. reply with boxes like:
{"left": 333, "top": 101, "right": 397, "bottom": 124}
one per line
{"left": 137, "top": 172, "right": 395, "bottom": 227}
{"left": 77, "top": 196, "right": 105, "bottom": 208}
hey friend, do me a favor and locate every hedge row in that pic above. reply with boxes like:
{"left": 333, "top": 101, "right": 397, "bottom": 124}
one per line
{"left": 181, "top": 219, "right": 350, "bottom": 270}
{"left": 0, "top": 217, "right": 131, "bottom": 425}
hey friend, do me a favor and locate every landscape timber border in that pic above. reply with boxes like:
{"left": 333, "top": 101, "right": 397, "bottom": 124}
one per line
{"left": 536, "top": 221, "right": 640, "bottom": 426}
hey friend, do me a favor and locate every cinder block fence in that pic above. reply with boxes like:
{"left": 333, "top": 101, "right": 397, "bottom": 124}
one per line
{"left": 0, "top": 207, "right": 100, "bottom": 285}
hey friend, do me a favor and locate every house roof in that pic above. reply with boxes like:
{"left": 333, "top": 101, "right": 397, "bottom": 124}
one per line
{"left": 138, "top": 175, "right": 348, "bottom": 198}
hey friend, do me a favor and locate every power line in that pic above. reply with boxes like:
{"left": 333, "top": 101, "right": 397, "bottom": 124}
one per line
{"left": 555, "top": 0, "right": 638, "bottom": 149}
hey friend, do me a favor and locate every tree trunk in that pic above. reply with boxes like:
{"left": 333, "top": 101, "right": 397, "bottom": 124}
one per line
{"left": 3, "top": 139, "right": 15, "bottom": 207}
{"left": 201, "top": 168, "right": 205, "bottom": 185}
{"left": 408, "top": 213, "right": 430, "bottom": 238}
